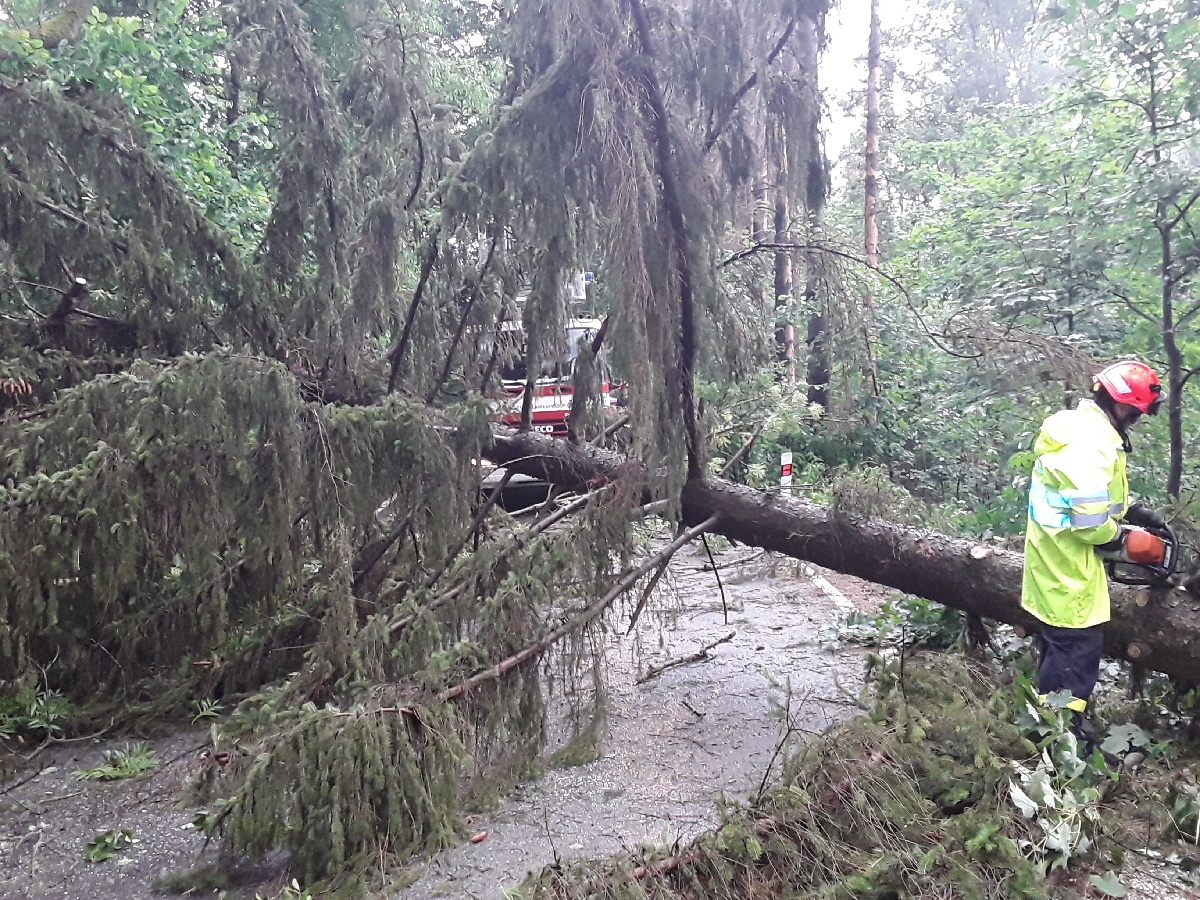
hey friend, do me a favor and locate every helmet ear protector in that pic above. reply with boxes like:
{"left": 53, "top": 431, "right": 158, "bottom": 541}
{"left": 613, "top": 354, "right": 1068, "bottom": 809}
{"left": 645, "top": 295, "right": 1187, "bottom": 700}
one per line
{"left": 1147, "top": 382, "right": 1164, "bottom": 416}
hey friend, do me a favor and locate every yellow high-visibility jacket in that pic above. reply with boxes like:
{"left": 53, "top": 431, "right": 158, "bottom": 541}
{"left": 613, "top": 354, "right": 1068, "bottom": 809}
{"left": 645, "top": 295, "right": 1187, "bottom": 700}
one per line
{"left": 1021, "top": 399, "right": 1129, "bottom": 629}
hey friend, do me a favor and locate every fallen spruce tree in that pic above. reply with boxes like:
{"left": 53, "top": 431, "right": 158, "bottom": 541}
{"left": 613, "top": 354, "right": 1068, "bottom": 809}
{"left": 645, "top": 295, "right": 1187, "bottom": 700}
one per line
{"left": 4, "top": 0, "right": 1194, "bottom": 889}
{"left": 489, "top": 427, "right": 1200, "bottom": 688}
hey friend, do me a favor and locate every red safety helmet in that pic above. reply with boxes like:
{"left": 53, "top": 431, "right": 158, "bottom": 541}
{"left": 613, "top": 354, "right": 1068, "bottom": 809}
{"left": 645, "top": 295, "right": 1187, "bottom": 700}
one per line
{"left": 1093, "top": 361, "right": 1164, "bottom": 415}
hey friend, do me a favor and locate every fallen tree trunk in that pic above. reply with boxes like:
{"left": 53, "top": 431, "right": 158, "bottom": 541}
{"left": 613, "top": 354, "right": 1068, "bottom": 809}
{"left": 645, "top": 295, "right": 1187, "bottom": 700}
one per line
{"left": 488, "top": 429, "right": 1200, "bottom": 687}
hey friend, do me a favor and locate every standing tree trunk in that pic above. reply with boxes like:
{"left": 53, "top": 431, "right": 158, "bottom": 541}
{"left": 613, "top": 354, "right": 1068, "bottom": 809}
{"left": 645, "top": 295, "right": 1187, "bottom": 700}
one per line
{"left": 863, "top": 0, "right": 881, "bottom": 273}
{"left": 794, "top": 10, "right": 830, "bottom": 411}
{"left": 752, "top": 159, "right": 770, "bottom": 313}
{"left": 1160, "top": 209, "right": 1185, "bottom": 499}
{"left": 775, "top": 165, "right": 795, "bottom": 383}
{"left": 1146, "top": 55, "right": 1185, "bottom": 499}
{"left": 860, "top": 0, "right": 882, "bottom": 398}
{"left": 806, "top": 295, "right": 830, "bottom": 410}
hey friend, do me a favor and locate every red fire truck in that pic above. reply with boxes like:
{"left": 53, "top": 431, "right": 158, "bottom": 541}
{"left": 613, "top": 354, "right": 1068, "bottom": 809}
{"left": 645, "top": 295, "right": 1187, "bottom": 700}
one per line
{"left": 491, "top": 316, "right": 615, "bottom": 436}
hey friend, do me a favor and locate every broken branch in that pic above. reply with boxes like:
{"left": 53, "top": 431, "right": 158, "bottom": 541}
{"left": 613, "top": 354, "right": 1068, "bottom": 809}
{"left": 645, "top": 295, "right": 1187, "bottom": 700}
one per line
{"left": 436, "top": 515, "right": 720, "bottom": 703}
{"left": 636, "top": 630, "right": 736, "bottom": 684}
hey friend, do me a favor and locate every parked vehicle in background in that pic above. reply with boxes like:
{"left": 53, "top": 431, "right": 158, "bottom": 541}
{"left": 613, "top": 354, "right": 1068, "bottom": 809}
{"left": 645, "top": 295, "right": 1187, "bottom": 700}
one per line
{"left": 491, "top": 316, "right": 615, "bottom": 436}
{"left": 482, "top": 276, "right": 621, "bottom": 510}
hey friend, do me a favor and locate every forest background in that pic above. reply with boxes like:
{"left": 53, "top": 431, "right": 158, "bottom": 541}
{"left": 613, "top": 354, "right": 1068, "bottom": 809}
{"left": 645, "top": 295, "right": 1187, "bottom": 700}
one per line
{"left": 2, "top": 0, "right": 1200, "bottom": 893}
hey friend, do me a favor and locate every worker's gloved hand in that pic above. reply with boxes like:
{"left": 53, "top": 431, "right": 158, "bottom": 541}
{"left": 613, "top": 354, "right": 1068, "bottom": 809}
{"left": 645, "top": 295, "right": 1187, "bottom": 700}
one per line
{"left": 1125, "top": 502, "right": 1168, "bottom": 530}
{"left": 1095, "top": 525, "right": 1131, "bottom": 559}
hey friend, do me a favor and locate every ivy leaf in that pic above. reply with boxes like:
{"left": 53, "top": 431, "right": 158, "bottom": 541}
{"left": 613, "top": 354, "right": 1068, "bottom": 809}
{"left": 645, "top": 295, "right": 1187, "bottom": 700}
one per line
{"left": 1008, "top": 780, "right": 1039, "bottom": 817}
{"left": 1101, "top": 723, "right": 1149, "bottom": 756}
{"left": 1089, "top": 870, "right": 1127, "bottom": 897}
{"left": 1116, "top": 1, "right": 1137, "bottom": 17}
{"left": 84, "top": 828, "right": 133, "bottom": 863}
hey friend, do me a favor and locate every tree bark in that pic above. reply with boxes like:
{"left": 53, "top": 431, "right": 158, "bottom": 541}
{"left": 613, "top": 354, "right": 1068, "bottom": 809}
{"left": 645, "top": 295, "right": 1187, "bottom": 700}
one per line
{"left": 775, "top": 158, "right": 795, "bottom": 383}
{"left": 1160, "top": 211, "right": 1184, "bottom": 498}
{"left": 863, "top": 0, "right": 881, "bottom": 274}
{"left": 859, "top": 0, "right": 882, "bottom": 398}
{"left": 1146, "top": 58, "right": 1185, "bottom": 497}
{"left": 487, "top": 428, "right": 1200, "bottom": 687}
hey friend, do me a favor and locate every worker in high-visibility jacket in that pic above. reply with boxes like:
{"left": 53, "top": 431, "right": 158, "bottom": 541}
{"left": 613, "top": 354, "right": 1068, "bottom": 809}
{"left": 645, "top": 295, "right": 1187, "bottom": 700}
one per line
{"left": 1022, "top": 360, "right": 1166, "bottom": 733}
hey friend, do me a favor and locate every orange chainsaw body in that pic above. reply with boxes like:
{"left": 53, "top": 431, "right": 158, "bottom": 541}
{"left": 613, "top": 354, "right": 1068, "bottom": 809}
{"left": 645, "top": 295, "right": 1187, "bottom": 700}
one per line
{"left": 1123, "top": 528, "right": 1166, "bottom": 566}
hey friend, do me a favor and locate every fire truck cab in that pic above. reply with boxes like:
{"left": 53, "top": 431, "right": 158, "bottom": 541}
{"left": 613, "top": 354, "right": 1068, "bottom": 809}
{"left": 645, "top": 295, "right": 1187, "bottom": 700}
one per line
{"left": 492, "top": 316, "right": 614, "bottom": 437}
{"left": 489, "top": 271, "right": 616, "bottom": 437}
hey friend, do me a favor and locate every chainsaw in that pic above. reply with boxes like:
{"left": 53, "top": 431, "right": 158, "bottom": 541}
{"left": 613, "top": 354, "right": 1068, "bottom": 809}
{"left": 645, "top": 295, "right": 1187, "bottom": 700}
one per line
{"left": 1100, "top": 522, "right": 1181, "bottom": 586}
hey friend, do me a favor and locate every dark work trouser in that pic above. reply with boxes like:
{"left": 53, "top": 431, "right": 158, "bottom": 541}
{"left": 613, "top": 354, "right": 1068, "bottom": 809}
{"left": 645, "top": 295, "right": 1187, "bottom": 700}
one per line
{"left": 1037, "top": 623, "right": 1105, "bottom": 726}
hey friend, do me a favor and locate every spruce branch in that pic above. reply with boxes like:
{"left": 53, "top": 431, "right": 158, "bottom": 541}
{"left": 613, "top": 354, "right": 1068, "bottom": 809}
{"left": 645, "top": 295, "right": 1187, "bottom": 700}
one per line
{"left": 386, "top": 485, "right": 614, "bottom": 637}
{"left": 404, "top": 108, "right": 425, "bottom": 211}
{"left": 351, "top": 512, "right": 415, "bottom": 595}
{"left": 626, "top": 554, "right": 672, "bottom": 634}
{"left": 717, "top": 418, "right": 767, "bottom": 479}
{"left": 628, "top": 0, "right": 704, "bottom": 481}
{"left": 636, "top": 630, "right": 735, "bottom": 684}
{"left": 424, "top": 466, "right": 514, "bottom": 588}
{"left": 387, "top": 227, "right": 441, "bottom": 393}
{"left": 0, "top": 78, "right": 285, "bottom": 359}
{"left": 428, "top": 230, "right": 499, "bottom": 404}
{"left": 723, "top": 240, "right": 984, "bottom": 360}
{"left": 702, "top": 18, "right": 798, "bottom": 154}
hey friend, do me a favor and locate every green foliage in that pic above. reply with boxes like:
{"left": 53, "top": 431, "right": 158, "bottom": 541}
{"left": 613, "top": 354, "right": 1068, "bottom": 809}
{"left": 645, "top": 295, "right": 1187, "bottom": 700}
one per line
{"left": 84, "top": 827, "right": 134, "bottom": 862}
{"left": 708, "top": 350, "right": 1046, "bottom": 538}
{"left": 0, "top": 352, "right": 485, "bottom": 695}
{"left": 1009, "top": 686, "right": 1117, "bottom": 873}
{"left": 835, "top": 595, "right": 965, "bottom": 651}
{"left": 1167, "top": 780, "right": 1200, "bottom": 842}
{"left": 699, "top": 371, "right": 821, "bottom": 488}
{"left": 36, "top": 6, "right": 272, "bottom": 244}
{"left": 0, "top": 2, "right": 274, "bottom": 247}
{"left": 213, "top": 703, "right": 464, "bottom": 884}
{"left": 191, "top": 698, "right": 221, "bottom": 723}
{"left": 0, "top": 687, "right": 73, "bottom": 740}
{"left": 0, "top": 354, "right": 305, "bottom": 686}
{"left": 1099, "top": 722, "right": 1159, "bottom": 758}
{"left": 874, "top": 0, "right": 1200, "bottom": 503}
{"left": 77, "top": 741, "right": 159, "bottom": 780}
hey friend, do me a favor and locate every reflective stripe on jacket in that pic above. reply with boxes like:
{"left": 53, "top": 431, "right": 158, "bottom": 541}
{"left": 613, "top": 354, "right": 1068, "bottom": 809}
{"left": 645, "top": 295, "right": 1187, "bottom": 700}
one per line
{"left": 1021, "top": 399, "right": 1128, "bottom": 629}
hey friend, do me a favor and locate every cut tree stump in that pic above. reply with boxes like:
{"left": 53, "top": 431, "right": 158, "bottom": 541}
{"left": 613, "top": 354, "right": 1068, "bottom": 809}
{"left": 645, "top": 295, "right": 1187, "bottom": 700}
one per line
{"left": 488, "top": 428, "right": 1200, "bottom": 687}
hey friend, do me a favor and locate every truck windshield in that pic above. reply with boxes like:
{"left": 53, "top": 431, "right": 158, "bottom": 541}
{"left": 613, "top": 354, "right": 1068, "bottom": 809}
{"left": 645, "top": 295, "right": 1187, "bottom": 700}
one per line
{"left": 497, "top": 325, "right": 597, "bottom": 383}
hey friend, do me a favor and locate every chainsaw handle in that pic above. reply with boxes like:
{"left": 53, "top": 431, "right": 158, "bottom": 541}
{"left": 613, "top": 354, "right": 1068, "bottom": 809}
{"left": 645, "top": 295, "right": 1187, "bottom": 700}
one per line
{"left": 1106, "top": 520, "right": 1180, "bottom": 586}
{"left": 1158, "top": 520, "right": 1180, "bottom": 577}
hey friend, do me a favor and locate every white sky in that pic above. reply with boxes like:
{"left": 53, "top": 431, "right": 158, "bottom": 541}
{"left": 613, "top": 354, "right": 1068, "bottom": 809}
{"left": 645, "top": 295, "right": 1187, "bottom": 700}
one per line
{"left": 821, "top": 0, "right": 921, "bottom": 163}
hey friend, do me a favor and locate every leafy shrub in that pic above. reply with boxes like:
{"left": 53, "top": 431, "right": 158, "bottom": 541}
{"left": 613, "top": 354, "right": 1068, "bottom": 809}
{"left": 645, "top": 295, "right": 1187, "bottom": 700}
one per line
{"left": 0, "top": 688, "right": 74, "bottom": 741}
{"left": 832, "top": 595, "right": 965, "bottom": 650}
{"left": 77, "top": 742, "right": 159, "bottom": 780}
